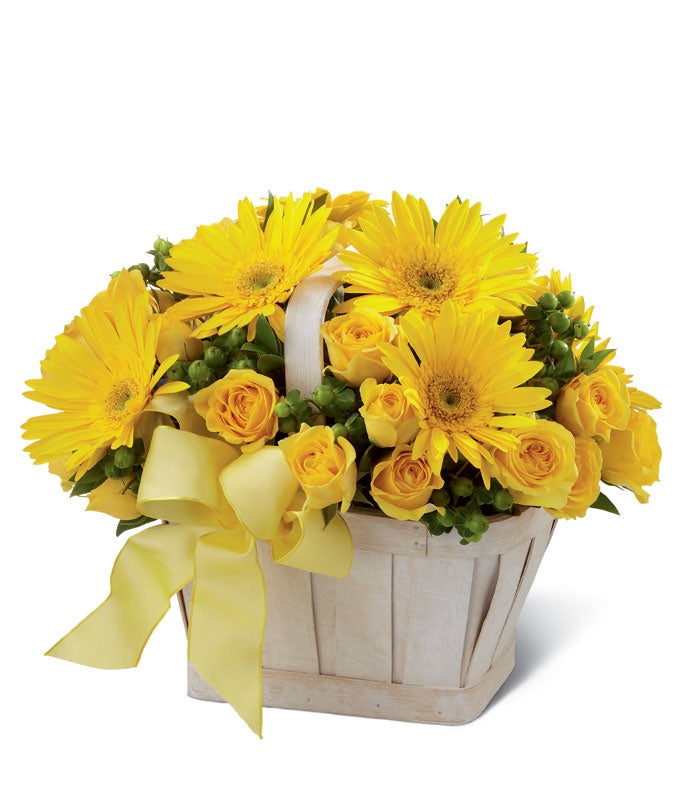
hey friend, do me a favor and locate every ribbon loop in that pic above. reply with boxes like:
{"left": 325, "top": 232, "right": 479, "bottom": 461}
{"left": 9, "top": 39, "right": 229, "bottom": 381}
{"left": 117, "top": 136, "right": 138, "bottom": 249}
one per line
{"left": 138, "top": 426, "right": 239, "bottom": 527}
{"left": 219, "top": 445, "right": 300, "bottom": 540}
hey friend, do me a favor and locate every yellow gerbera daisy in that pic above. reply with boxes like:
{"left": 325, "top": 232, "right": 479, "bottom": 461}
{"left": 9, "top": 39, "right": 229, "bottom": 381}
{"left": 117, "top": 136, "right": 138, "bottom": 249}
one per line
{"left": 160, "top": 194, "right": 337, "bottom": 339}
{"left": 338, "top": 192, "right": 540, "bottom": 319}
{"left": 379, "top": 302, "right": 552, "bottom": 475}
{"left": 23, "top": 275, "right": 188, "bottom": 478}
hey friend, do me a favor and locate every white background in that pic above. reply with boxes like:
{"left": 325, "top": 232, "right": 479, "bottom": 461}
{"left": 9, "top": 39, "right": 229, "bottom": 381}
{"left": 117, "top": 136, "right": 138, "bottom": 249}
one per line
{"left": 2, "top": 2, "right": 678, "bottom": 792}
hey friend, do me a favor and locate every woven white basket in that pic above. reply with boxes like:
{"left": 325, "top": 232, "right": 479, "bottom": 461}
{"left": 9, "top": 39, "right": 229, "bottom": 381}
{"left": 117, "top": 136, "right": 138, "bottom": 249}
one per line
{"left": 179, "top": 259, "right": 556, "bottom": 724}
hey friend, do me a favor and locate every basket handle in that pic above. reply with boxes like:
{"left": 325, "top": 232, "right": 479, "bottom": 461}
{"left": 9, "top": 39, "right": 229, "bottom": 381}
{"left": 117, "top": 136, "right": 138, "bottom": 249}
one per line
{"left": 284, "top": 257, "right": 344, "bottom": 398}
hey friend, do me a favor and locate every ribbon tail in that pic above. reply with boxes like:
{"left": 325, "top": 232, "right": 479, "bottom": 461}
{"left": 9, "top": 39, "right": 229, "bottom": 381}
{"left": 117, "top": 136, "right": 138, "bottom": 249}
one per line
{"left": 189, "top": 529, "right": 266, "bottom": 737}
{"left": 47, "top": 523, "right": 207, "bottom": 668}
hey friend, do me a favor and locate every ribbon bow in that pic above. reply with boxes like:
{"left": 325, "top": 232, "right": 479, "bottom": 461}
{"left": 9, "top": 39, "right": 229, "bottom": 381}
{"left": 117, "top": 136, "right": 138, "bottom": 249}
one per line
{"left": 47, "top": 426, "right": 353, "bottom": 736}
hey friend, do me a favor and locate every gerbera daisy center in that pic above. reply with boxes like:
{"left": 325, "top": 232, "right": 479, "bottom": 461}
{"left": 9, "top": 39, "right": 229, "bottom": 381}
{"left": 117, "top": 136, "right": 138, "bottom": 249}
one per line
{"left": 239, "top": 263, "right": 284, "bottom": 295}
{"left": 104, "top": 380, "right": 139, "bottom": 420}
{"left": 424, "top": 372, "right": 481, "bottom": 428}
{"left": 418, "top": 271, "right": 443, "bottom": 292}
{"left": 397, "top": 254, "right": 460, "bottom": 312}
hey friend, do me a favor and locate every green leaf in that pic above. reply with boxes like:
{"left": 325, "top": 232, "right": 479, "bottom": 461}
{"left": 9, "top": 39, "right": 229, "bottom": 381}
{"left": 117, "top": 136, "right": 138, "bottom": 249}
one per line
{"left": 589, "top": 491, "right": 620, "bottom": 515}
{"left": 539, "top": 329, "right": 555, "bottom": 350}
{"left": 263, "top": 191, "right": 275, "bottom": 230}
{"left": 322, "top": 503, "right": 338, "bottom": 527}
{"left": 256, "top": 354, "right": 285, "bottom": 374}
{"left": 70, "top": 476, "right": 107, "bottom": 497}
{"left": 592, "top": 349, "right": 615, "bottom": 368}
{"left": 116, "top": 514, "right": 155, "bottom": 536}
{"left": 351, "top": 488, "right": 373, "bottom": 506}
{"left": 240, "top": 342, "right": 269, "bottom": 355}
{"left": 72, "top": 462, "right": 105, "bottom": 484}
{"left": 255, "top": 314, "right": 278, "bottom": 354}
{"left": 357, "top": 444, "right": 376, "bottom": 479}
{"left": 580, "top": 337, "right": 595, "bottom": 362}
{"left": 553, "top": 351, "right": 577, "bottom": 379}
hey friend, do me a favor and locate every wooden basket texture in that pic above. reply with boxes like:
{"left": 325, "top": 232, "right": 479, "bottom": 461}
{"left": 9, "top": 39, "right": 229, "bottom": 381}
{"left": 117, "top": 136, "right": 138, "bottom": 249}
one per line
{"left": 179, "top": 259, "right": 557, "bottom": 725}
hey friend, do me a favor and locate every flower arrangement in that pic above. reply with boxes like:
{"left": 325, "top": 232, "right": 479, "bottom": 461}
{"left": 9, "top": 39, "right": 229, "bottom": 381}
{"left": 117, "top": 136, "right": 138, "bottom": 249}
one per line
{"left": 23, "top": 189, "right": 662, "bottom": 734}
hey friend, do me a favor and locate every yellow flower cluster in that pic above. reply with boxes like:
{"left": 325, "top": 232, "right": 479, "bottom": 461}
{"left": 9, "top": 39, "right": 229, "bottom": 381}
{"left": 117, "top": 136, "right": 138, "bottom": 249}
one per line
{"left": 23, "top": 189, "right": 662, "bottom": 541}
{"left": 552, "top": 367, "right": 662, "bottom": 509}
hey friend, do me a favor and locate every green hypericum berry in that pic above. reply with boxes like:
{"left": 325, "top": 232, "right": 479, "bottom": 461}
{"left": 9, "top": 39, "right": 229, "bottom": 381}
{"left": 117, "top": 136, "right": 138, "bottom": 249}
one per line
{"left": 165, "top": 362, "right": 186, "bottom": 381}
{"left": 334, "top": 389, "right": 356, "bottom": 412}
{"left": 113, "top": 446, "right": 135, "bottom": 470}
{"left": 278, "top": 416, "right": 298, "bottom": 434}
{"left": 153, "top": 237, "right": 172, "bottom": 256}
{"left": 274, "top": 402, "right": 291, "bottom": 418}
{"left": 110, "top": 270, "right": 121, "bottom": 279}
{"left": 129, "top": 263, "right": 151, "bottom": 280}
{"left": 548, "top": 311, "right": 571, "bottom": 333}
{"left": 466, "top": 513, "right": 489, "bottom": 536}
{"left": 538, "top": 377, "right": 560, "bottom": 395}
{"left": 312, "top": 384, "right": 335, "bottom": 407}
{"left": 557, "top": 290, "right": 575, "bottom": 308}
{"left": 331, "top": 423, "right": 348, "bottom": 439}
{"left": 430, "top": 489, "right": 450, "bottom": 508}
{"left": 452, "top": 477, "right": 474, "bottom": 497}
{"left": 226, "top": 327, "right": 247, "bottom": 349}
{"left": 493, "top": 490, "right": 514, "bottom": 511}
{"left": 232, "top": 358, "right": 255, "bottom": 370}
{"left": 573, "top": 321, "right": 590, "bottom": 339}
{"left": 188, "top": 359, "right": 210, "bottom": 381}
{"left": 103, "top": 460, "right": 116, "bottom": 478}
{"left": 204, "top": 346, "right": 227, "bottom": 369}
{"left": 550, "top": 339, "right": 570, "bottom": 360}
{"left": 538, "top": 292, "right": 559, "bottom": 311}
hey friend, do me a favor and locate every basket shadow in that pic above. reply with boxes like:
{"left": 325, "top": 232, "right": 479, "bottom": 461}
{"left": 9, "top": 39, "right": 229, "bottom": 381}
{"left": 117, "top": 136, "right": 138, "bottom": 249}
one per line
{"left": 487, "top": 591, "right": 593, "bottom": 708}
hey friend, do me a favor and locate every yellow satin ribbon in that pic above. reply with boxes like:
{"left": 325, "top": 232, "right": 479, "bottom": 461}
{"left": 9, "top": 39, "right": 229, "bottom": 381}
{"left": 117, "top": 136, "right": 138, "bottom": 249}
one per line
{"left": 47, "top": 426, "right": 353, "bottom": 736}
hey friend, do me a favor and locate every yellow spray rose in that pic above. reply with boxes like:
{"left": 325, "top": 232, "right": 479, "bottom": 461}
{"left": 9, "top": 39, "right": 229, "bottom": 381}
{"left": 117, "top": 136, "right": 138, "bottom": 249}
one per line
{"left": 556, "top": 367, "right": 630, "bottom": 441}
{"left": 279, "top": 424, "right": 357, "bottom": 511}
{"left": 359, "top": 379, "right": 420, "bottom": 447}
{"left": 193, "top": 370, "right": 278, "bottom": 452}
{"left": 370, "top": 445, "right": 444, "bottom": 521}
{"left": 487, "top": 420, "right": 578, "bottom": 510}
{"left": 156, "top": 314, "right": 203, "bottom": 362}
{"left": 600, "top": 409, "right": 661, "bottom": 503}
{"left": 156, "top": 312, "right": 203, "bottom": 361}
{"left": 548, "top": 436, "right": 603, "bottom": 519}
{"left": 321, "top": 308, "right": 397, "bottom": 386}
